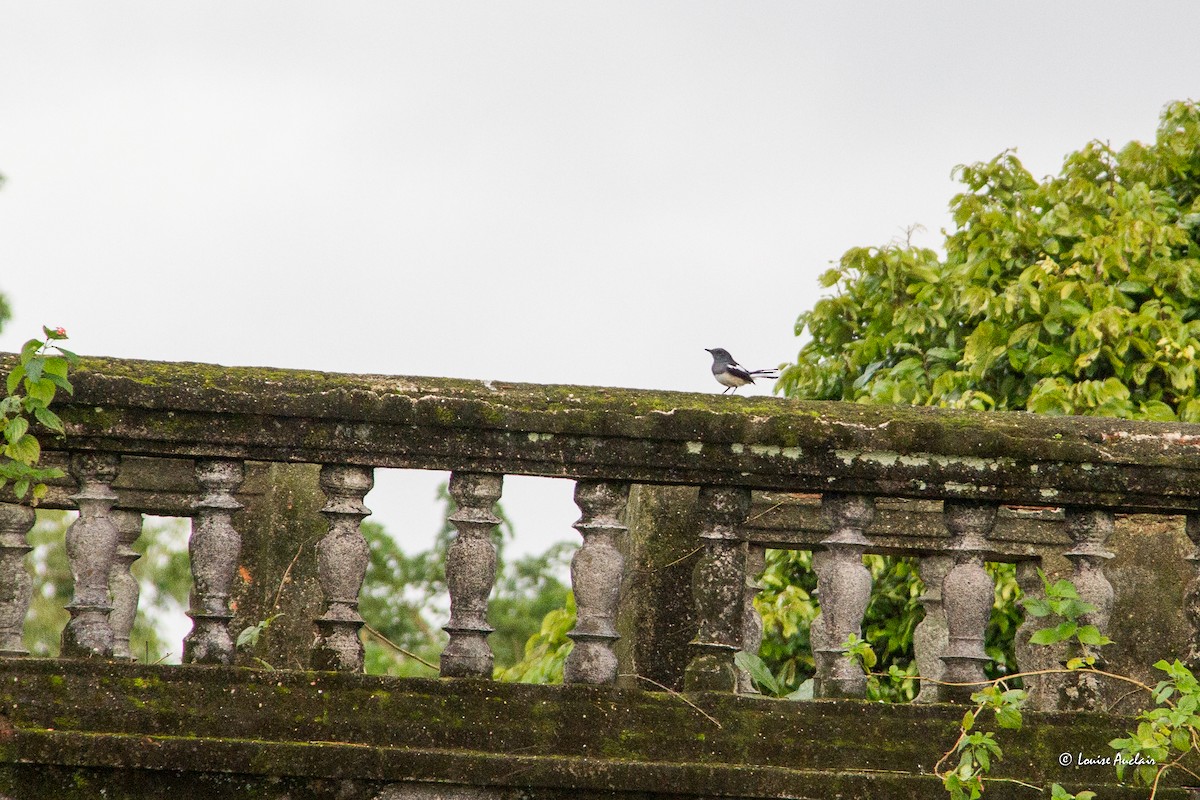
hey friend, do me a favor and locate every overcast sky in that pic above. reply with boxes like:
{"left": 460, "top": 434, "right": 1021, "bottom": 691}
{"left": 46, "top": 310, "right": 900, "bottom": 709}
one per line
{"left": 3, "top": 2, "right": 1199, "bottom": 559}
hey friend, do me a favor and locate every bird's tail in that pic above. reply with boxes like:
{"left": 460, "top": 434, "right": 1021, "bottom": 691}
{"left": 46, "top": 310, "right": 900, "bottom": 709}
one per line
{"left": 748, "top": 368, "right": 779, "bottom": 378}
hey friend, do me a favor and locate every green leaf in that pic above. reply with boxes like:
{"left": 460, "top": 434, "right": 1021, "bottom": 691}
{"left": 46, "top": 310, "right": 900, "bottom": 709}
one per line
{"left": 236, "top": 625, "right": 261, "bottom": 648}
{"left": 13, "top": 479, "right": 29, "bottom": 499}
{"left": 1138, "top": 400, "right": 1176, "bottom": 421}
{"left": 1048, "top": 579, "right": 1080, "bottom": 600}
{"left": 785, "top": 679, "right": 814, "bottom": 701}
{"left": 1030, "top": 622, "right": 1076, "bottom": 645}
{"left": 1021, "top": 597, "right": 1051, "bottom": 617}
{"left": 56, "top": 347, "right": 80, "bottom": 368}
{"left": 4, "top": 415, "right": 28, "bottom": 444}
{"left": 23, "top": 357, "right": 44, "bottom": 384}
{"left": 995, "top": 704, "right": 1022, "bottom": 730}
{"left": 1075, "top": 625, "right": 1113, "bottom": 646}
{"left": 25, "top": 379, "right": 54, "bottom": 406}
{"left": 42, "top": 357, "right": 69, "bottom": 378}
{"left": 19, "top": 339, "right": 41, "bottom": 361}
{"left": 734, "top": 650, "right": 783, "bottom": 696}
{"left": 44, "top": 371, "right": 73, "bottom": 395}
{"left": 977, "top": 733, "right": 1002, "bottom": 758}
{"left": 236, "top": 613, "right": 283, "bottom": 650}
{"left": 926, "top": 347, "right": 960, "bottom": 362}
{"left": 1059, "top": 598, "right": 1097, "bottom": 619}
{"left": 5, "top": 433, "right": 41, "bottom": 465}
{"left": 6, "top": 365, "right": 25, "bottom": 396}
{"left": 32, "top": 405, "right": 64, "bottom": 435}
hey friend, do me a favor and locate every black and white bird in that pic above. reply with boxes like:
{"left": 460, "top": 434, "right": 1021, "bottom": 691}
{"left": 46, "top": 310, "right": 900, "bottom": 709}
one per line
{"left": 705, "top": 348, "right": 779, "bottom": 394}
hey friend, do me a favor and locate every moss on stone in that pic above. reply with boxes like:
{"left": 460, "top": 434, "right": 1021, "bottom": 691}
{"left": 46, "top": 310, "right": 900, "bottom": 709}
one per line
{"left": 5, "top": 351, "right": 1200, "bottom": 511}
{"left": 1, "top": 657, "right": 1190, "bottom": 797}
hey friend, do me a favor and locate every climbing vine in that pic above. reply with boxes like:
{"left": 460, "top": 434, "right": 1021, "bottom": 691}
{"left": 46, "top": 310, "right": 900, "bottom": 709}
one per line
{"left": 1, "top": 326, "right": 76, "bottom": 502}
{"left": 836, "top": 572, "right": 1200, "bottom": 799}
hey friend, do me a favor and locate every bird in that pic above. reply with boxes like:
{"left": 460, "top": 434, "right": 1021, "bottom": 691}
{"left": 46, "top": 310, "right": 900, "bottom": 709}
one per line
{"left": 705, "top": 348, "right": 779, "bottom": 394}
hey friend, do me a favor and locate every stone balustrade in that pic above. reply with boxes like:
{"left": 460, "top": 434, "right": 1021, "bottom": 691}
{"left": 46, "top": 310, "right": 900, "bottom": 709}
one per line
{"left": 2, "top": 354, "right": 1200, "bottom": 797}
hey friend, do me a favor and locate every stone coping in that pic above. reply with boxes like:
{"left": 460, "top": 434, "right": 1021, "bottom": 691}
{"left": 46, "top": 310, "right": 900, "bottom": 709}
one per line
{"left": 5, "top": 354, "right": 1200, "bottom": 510}
{"left": 0, "top": 658, "right": 1185, "bottom": 798}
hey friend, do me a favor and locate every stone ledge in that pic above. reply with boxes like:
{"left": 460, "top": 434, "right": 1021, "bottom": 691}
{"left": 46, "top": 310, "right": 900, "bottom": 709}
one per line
{"left": 2, "top": 726, "right": 1186, "bottom": 800}
{"left": 3, "top": 729, "right": 953, "bottom": 799}
{"left": 6, "top": 354, "right": 1200, "bottom": 511}
{"left": 0, "top": 659, "right": 1190, "bottom": 797}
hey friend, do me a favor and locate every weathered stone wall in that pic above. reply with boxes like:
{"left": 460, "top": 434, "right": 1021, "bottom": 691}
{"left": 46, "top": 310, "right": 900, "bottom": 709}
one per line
{"left": 5, "top": 354, "right": 1200, "bottom": 797}
{"left": 1, "top": 659, "right": 1189, "bottom": 800}
{"left": 230, "top": 462, "right": 329, "bottom": 670}
{"left": 615, "top": 485, "right": 701, "bottom": 692}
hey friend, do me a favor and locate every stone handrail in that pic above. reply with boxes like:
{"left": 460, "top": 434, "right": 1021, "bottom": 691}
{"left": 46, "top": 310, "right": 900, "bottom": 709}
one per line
{"left": 11, "top": 355, "right": 1200, "bottom": 510}
{"left": 4, "top": 354, "right": 1200, "bottom": 795}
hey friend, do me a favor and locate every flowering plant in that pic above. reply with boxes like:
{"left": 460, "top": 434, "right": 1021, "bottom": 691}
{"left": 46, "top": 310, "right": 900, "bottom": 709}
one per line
{"left": 2, "top": 326, "right": 77, "bottom": 502}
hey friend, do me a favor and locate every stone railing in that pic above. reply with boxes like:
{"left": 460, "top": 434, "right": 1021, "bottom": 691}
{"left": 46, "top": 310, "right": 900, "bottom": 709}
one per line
{"left": 2, "top": 354, "right": 1200, "bottom": 798}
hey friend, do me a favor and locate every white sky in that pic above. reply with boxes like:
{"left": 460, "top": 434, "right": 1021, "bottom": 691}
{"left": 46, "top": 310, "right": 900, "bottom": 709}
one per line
{"left": 3, "top": 2, "right": 1199, "bottom": 560}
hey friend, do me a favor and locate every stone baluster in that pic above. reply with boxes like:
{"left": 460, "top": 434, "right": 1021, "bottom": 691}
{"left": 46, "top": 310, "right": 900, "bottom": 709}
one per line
{"left": 684, "top": 486, "right": 751, "bottom": 692}
{"left": 564, "top": 480, "right": 630, "bottom": 685}
{"left": 0, "top": 503, "right": 37, "bottom": 656}
{"left": 108, "top": 510, "right": 145, "bottom": 660}
{"left": 913, "top": 553, "right": 953, "bottom": 703}
{"left": 441, "top": 472, "right": 502, "bottom": 678}
{"left": 312, "top": 464, "right": 373, "bottom": 672}
{"left": 1059, "top": 508, "right": 1114, "bottom": 711}
{"left": 938, "top": 501, "right": 998, "bottom": 702}
{"left": 810, "top": 494, "right": 875, "bottom": 699}
{"left": 184, "top": 459, "right": 245, "bottom": 665}
{"left": 737, "top": 543, "right": 768, "bottom": 695}
{"left": 62, "top": 453, "right": 121, "bottom": 658}
{"left": 1185, "top": 515, "right": 1200, "bottom": 672}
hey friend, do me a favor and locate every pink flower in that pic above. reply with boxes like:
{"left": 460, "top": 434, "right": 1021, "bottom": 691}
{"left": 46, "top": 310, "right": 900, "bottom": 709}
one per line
{"left": 54, "top": 327, "right": 66, "bottom": 336}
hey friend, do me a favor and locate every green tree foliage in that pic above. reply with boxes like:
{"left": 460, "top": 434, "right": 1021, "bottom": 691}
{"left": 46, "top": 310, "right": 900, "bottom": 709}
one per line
{"left": 754, "top": 549, "right": 817, "bottom": 693}
{"left": 760, "top": 100, "right": 1200, "bottom": 699}
{"left": 359, "top": 517, "right": 447, "bottom": 676}
{"left": 22, "top": 512, "right": 70, "bottom": 656}
{"left": 779, "top": 99, "right": 1200, "bottom": 419}
{"left": 488, "top": 543, "right": 574, "bottom": 674}
{"left": 493, "top": 592, "right": 576, "bottom": 684}
{"left": 333, "top": 481, "right": 574, "bottom": 680}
